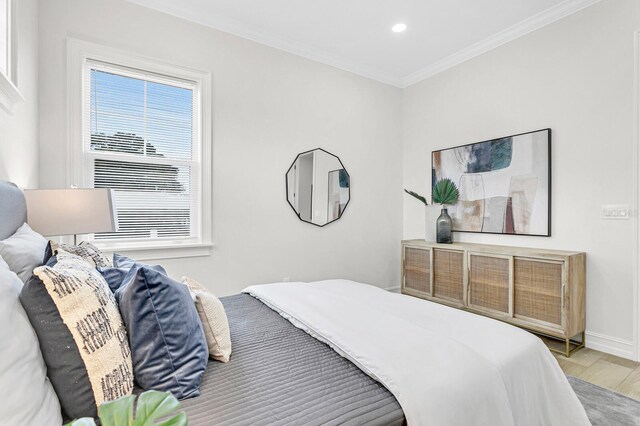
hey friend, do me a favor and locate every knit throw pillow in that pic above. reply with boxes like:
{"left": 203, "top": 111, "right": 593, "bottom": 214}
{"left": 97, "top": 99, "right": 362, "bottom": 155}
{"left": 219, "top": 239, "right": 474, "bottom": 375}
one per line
{"left": 20, "top": 249, "right": 134, "bottom": 419}
{"left": 49, "top": 240, "right": 112, "bottom": 269}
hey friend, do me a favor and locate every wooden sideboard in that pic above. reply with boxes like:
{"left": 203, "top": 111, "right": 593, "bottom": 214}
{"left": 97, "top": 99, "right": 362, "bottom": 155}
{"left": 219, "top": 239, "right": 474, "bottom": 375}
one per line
{"left": 401, "top": 240, "right": 586, "bottom": 357}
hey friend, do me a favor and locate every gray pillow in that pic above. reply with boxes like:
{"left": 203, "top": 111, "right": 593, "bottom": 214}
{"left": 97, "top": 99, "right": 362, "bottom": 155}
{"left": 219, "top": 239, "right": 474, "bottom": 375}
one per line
{"left": 0, "top": 223, "right": 47, "bottom": 282}
{"left": 0, "top": 255, "right": 62, "bottom": 425}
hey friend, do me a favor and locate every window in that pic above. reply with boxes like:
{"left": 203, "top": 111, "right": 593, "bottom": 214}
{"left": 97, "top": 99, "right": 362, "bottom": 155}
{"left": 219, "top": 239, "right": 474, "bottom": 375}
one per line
{"left": 84, "top": 61, "right": 202, "bottom": 244}
{"left": 0, "top": 0, "right": 10, "bottom": 77}
{"left": 0, "top": 0, "right": 22, "bottom": 113}
{"left": 69, "top": 39, "right": 212, "bottom": 256}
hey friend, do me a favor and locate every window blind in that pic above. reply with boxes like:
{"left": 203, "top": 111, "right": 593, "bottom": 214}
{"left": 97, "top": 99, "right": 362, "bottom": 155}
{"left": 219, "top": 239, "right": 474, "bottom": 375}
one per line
{"left": 84, "top": 60, "right": 201, "bottom": 243}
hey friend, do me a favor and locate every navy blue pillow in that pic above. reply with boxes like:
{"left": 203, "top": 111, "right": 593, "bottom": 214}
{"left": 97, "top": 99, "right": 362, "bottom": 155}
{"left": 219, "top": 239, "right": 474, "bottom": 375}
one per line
{"left": 43, "top": 241, "right": 54, "bottom": 265}
{"left": 98, "top": 254, "right": 166, "bottom": 293}
{"left": 116, "top": 266, "right": 208, "bottom": 399}
{"left": 43, "top": 243, "right": 58, "bottom": 268}
{"left": 113, "top": 253, "right": 140, "bottom": 270}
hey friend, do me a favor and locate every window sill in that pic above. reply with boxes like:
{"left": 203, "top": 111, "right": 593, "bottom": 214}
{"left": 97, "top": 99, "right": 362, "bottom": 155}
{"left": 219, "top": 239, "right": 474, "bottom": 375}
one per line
{"left": 95, "top": 242, "right": 214, "bottom": 261}
{"left": 0, "top": 73, "right": 23, "bottom": 113}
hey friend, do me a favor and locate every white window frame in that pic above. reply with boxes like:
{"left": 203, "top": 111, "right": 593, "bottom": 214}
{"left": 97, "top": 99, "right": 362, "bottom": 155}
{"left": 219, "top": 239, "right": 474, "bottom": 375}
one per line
{"left": 67, "top": 38, "right": 212, "bottom": 260}
{"left": 0, "top": 0, "right": 24, "bottom": 113}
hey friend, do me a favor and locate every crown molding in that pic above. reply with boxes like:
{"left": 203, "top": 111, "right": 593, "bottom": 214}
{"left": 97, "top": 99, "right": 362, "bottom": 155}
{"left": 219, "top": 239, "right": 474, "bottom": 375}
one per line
{"left": 128, "top": 0, "right": 601, "bottom": 90}
{"left": 401, "top": 0, "right": 602, "bottom": 87}
{"left": 126, "top": 0, "right": 404, "bottom": 87}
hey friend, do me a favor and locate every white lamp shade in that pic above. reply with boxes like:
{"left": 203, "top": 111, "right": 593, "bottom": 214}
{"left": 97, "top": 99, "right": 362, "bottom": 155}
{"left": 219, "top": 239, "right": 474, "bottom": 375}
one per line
{"left": 24, "top": 188, "right": 117, "bottom": 237}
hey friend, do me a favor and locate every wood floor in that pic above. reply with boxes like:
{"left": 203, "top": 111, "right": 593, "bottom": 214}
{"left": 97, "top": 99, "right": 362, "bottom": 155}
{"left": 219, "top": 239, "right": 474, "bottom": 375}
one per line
{"left": 548, "top": 343, "right": 640, "bottom": 401}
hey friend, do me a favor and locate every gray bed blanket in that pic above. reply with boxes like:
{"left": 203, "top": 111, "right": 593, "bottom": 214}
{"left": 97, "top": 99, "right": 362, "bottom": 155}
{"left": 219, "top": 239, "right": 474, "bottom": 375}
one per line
{"left": 180, "top": 294, "right": 405, "bottom": 425}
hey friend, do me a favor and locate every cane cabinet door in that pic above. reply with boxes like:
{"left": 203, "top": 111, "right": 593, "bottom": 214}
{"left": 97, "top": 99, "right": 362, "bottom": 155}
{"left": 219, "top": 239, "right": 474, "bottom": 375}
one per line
{"left": 468, "top": 253, "right": 513, "bottom": 317}
{"left": 402, "top": 246, "right": 431, "bottom": 298}
{"left": 513, "top": 257, "right": 564, "bottom": 329}
{"left": 432, "top": 248, "right": 465, "bottom": 305}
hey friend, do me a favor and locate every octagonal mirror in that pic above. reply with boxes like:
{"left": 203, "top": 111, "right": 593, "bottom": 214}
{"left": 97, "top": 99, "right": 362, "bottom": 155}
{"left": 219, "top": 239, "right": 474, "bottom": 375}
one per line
{"left": 286, "top": 148, "right": 350, "bottom": 227}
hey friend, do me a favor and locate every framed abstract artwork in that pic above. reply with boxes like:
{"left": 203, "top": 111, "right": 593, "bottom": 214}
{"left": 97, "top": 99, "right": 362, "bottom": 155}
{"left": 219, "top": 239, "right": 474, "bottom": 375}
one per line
{"left": 432, "top": 128, "right": 551, "bottom": 236}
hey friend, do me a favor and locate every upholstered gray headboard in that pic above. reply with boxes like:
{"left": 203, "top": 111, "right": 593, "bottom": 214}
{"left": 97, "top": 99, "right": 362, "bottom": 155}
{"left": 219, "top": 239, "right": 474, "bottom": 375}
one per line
{"left": 0, "top": 181, "right": 27, "bottom": 240}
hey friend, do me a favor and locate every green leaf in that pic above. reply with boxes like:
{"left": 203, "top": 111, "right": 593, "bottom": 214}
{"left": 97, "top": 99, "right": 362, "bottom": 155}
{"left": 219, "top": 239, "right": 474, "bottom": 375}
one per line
{"left": 65, "top": 419, "right": 97, "bottom": 426}
{"left": 98, "top": 395, "right": 135, "bottom": 426}
{"left": 432, "top": 178, "right": 459, "bottom": 205}
{"left": 404, "top": 189, "right": 428, "bottom": 206}
{"left": 96, "top": 391, "right": 187, "bottom": 426}
{"left": 133, "top": 390, "right": 183, "bottom": 426}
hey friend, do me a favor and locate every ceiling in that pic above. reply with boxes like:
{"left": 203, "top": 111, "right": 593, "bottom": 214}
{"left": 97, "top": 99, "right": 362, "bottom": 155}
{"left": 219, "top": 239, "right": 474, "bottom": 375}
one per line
{"left": 127, "top": 0, "right": 600, "bottom": 88}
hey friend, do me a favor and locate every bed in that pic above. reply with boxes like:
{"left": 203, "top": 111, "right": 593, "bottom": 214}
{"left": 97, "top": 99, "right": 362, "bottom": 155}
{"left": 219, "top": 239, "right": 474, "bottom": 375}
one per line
{"left": 0, "top": 180, "right": 404, "bottom": 425}
{"left": 180, "top": 293, "right": 404, "bottom": 425}
{"left": 1, "top": 180, "right": 589, "bottom": 425}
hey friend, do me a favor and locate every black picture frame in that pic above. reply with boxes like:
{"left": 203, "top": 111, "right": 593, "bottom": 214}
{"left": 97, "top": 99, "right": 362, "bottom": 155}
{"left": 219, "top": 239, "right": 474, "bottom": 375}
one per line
{"left": 431, "top": 128, "right": 552, "bottom": 237}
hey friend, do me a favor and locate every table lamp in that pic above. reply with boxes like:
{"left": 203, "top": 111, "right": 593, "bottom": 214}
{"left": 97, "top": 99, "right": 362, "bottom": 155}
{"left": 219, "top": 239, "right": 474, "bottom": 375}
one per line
{"left": 24, "top": 188, "right": 117, "bottom": 245}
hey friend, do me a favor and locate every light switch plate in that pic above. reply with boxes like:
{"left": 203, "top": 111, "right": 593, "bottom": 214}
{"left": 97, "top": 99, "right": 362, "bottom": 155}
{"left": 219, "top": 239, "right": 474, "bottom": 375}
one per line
{"left": 601, "top": 204, "right": 630, "bottom": 219}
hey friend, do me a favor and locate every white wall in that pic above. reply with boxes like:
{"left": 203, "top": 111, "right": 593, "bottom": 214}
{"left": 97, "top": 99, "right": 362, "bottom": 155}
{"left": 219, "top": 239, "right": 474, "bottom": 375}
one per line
{"left": 38, "top": 0, "right": 403, "bottom": 295}
{"left": 0, "top": 0, "right": 38, "bottom": 188}
{"left": 37, "top": 0, "right": 639, "bottom": 357}
{"left": 403, "top": 0, "right": 640, "bottom": 357}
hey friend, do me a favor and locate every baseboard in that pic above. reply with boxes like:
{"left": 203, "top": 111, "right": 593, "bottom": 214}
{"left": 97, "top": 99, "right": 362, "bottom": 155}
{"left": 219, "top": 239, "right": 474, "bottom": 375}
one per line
{"left": 585, "top": 331, "right": 635, "bottom": 360}
{"left": 385, "top": 286, "right": 401, "bottom": 294}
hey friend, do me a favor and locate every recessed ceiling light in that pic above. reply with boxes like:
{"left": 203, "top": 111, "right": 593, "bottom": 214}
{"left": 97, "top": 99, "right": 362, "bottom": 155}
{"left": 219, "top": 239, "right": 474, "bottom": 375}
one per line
{"left": 392, "top": 23, "right": 407, "bottom": 33}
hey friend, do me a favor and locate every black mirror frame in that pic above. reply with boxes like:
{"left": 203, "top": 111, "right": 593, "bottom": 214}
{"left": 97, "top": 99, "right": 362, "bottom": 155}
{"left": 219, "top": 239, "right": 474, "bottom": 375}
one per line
{"left": 285, "top": 147, "right": 351, "bottom": 228}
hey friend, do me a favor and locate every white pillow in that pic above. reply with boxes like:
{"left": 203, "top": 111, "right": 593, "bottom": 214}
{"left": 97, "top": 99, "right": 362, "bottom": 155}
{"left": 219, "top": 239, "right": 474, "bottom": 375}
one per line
{"left": 0, "top": 223, "right": 47, "bottom": 282}
{"left": 182, "top": 276, "right": 232, "bottom": 362}
{"left": 0, "top": 256, "right": 62, "bottom": 425}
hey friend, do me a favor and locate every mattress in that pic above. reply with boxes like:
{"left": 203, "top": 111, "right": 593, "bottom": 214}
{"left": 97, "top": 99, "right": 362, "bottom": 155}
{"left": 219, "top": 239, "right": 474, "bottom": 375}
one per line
{"left": 180, "top": 293, "right": 405, "bottom": 426}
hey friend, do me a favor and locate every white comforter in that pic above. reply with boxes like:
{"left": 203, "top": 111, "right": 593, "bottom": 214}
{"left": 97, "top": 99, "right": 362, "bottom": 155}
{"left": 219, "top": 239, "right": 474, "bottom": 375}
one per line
{"left": 243, "top": 280, "right": 590, "bottom": 426}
